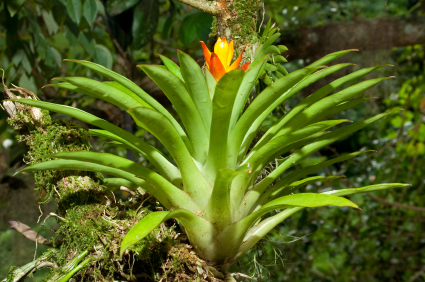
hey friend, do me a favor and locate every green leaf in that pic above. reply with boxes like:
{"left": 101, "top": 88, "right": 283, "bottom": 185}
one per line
{"left": 244, "top": 120, "right": 350, "bottom": 174}
{"left": 67, "top": 0, "right": 82, "bottom": 25}
{"left": 132, "top": 0, "right": 159, "bottom": 48}
{"left": 256, "top": 111, "right": 397, "bottom": 193}
{"left": 59, "top": 258, "right": 92, "bottom": 282}
{"left": 177, "top": 50, "right": 212, "bottom": 134}
{"left": 218, "top": 193, "right": 358, "bottom": 263}
{"left": 203, "top": 169, "right": 241, "bottom": 229}
{"left": 84, "top": 0, "right": 98, "bottom": 27}
{"left": 234, "top": 183, "right": 409, "bottom": 263}
{"left": 106, "top": 0, "right": 140, "bottom": 16}
{"left": 158, "top": 55, "right": 184, "bottom": 82}
{"left": 52, "top": 77, "right": 141, "bottom": 111}
{"left": 64, "top": 60, "right": 187, "bottom": 140}
{"left": 308, "top": 49, "right": 358, "bottom": 67}
{"left": 8, "top": 99, "right": 180, "bottom": 184}
{"left": 205, "top": 69, "right": 216, "bottom": 100}
{"left": 324, "top": 183, "right": 411, "bottom": 197}
{"left": 139, "top": 65, "right": 208, "bottom": 162}
{"left": 229, "top": 56, "right": 268, "bottom": 132}
{"left": 244, "top": 63, "right": 355, "bottom": 159}
{"left": 205, "top": 70, "right": 245, "bottom": 181}
{"left": 31, "top": 152, "right": 198, "bottom": 211}
{"left": 254, "top": 65, "right": 392, "bottom": 151}
{"left": 128, "top": 107, "right": 211, "bottom": 207}
{"left": 120, "top": 210, "right": 211, "bottom": 257}
{"left": 121, "top": 211, "right": 170, "bottom": 257}
{"left": 104, "top": 178, "right": 141, "bottom": 191}
{"left": 41, "top": 10, "right": 59, "bottom": 35}
{"left": 94, "top": 44, "right": 113, "bottom": 69}
{"left": 228, "top": 66, "right": 323, "bottom": 168}
{"left": 281, "top": 77, "right": 392, "bottom": 133}
{"left": 256, "top": 33, "right": 281, "bottom": 56}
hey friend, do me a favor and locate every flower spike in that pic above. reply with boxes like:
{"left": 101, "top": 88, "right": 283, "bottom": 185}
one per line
{"left": 200, "top": 39, "right": 250, "bottom": 82}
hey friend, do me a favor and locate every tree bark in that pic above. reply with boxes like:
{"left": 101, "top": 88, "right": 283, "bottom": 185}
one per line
{"left": 279, "top": 17, "right": 425, "bottom": 61}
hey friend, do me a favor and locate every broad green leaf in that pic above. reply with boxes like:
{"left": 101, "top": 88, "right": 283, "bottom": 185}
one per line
{"left": 279, "top": 77, "right": 393, "bottom": 134}
{"left": 237, "top": 151, "right": 372, "bottom": 219}
{"left": 120, "top": 209, "right": 211, "bottom": 257}
{"left": 253, "top": 65, "right": 392, "bottom": 151}
{"left": 67, "top": 0, "right": 82, "bottom": 25}
{"left": 205, "top": 69, "right": 216, "bottom": 100}
{"left": 229, "top": 56, "right": 268, "bottom": 132}
{"left": 83, "top": 0, "right": 98, "bottom": 27}
{"left": 52, "top": 77, "right": 141, "bottom": 110}
{"left": 178, "top": 50, "right": 212, "bottom": 133}
{"left": 132, "top": 0, "right": 159, "bottom": 48}
{"left": 139, "top": 65, "right": 208, "bottom": 162}
{"left": 158, "top": 55, "right": 184, "bottom": 82}
{"left": 128, "top": 107, "right": 211, "bottom": 207}
{"left": 228, "top": 66, "right": 323, "bottom": 168}
{"left": 29, "top": 152, "right": 198, "bottom": 212}
{"left": 64, "top": 60, "right": 187, "bottom": 140}
{"left": 205, "top": 70, "right": 245, "bottom": 181}
{"left": 203, "top": 169, "right": 241, "bottom": 229}
{"left": 244, "top": 120, "right": 350, "bottom": 175}
{"left": 234, "top": 183, "right": 409, "bottom": 263}
{"left": 8, "top": 99, "right": 180, "bottom": 183}
{"left": 242, "top": 63, "right": 354, "bottom": 160}
{"left": 255, "top": 111, "right": 397, "bottom": 193}
{"left": 217, "top": 193, "right": 358, "bottom": 264}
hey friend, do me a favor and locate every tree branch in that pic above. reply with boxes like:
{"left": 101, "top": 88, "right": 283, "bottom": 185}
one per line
{"left": 174, "top": 0, "right": 219, "bottom": 15}
{"left": 280, "top": 17, "right": 425, "bottom": 60}
{"left": 368, "top": 194, "right": 425, "bottom": 212}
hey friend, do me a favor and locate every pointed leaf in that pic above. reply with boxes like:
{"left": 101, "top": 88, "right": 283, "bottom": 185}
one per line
{"left": 83, "top": 0, "right": 98, "bottom": 27}
{"left": 255, "top": 111, "right": 397, "bottom": 193}
{"left": 252, "top": 65, "right": 392, "bottom": 152}
{"left": 120, "top": 210, "right": 212, "bottom": 257}
{"left": 158, "top": 55, "right": 184, "bottom": 82}
{"left": 178, "top": 50, "right": 213, "bottom": 133}
{"left": 8, "top": 99, "right": 180, "bottom": 183}
{"left": 308, "top": 49, "right": 358, "bottom": 67}
{"left": 229, "top": 56, "right": 268, "bottom": 132}
{"left": 139, "top": 65, "right": 208, "bottom": 162}
{"left": 204, "top": 70, "right": 245, "bottom": 181}
{"left": 128, "top": 107, "right": 210, "bottom": 207}
{"left": 228, "top": 66, "right": 323, "bottom": 168}
{"left": 64, "top": 59, "right": 187, "bottom": 140}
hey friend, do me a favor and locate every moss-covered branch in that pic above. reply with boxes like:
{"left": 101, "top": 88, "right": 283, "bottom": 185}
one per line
{"left": 174, "top": 0, "right": 219, "bottom": 15}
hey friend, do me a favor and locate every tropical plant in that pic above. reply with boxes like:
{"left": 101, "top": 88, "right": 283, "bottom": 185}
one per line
{"left": 9, "top": 33, "right": 409, "bottom": 273}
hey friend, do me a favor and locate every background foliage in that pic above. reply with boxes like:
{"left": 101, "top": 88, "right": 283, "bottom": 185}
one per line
{"left": 0, "top": 0, "right": 424, "bottom": 281}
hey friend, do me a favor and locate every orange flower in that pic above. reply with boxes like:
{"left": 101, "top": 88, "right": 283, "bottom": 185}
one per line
{"left": 201, "top": 38, "right": 250, "bottom": 82}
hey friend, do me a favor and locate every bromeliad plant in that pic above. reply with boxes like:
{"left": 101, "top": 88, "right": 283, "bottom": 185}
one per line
{"left": 11, "top": 37, "right": 408, "bottom": 272}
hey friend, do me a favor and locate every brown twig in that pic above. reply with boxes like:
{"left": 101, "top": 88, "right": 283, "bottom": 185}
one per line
{"left": 368, "top": 194, "right": 425, "bottom": 212}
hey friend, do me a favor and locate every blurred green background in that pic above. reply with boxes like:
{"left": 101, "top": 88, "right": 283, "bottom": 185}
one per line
{"left": 0, "top": 0, "right": 424, "bottom": 281}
